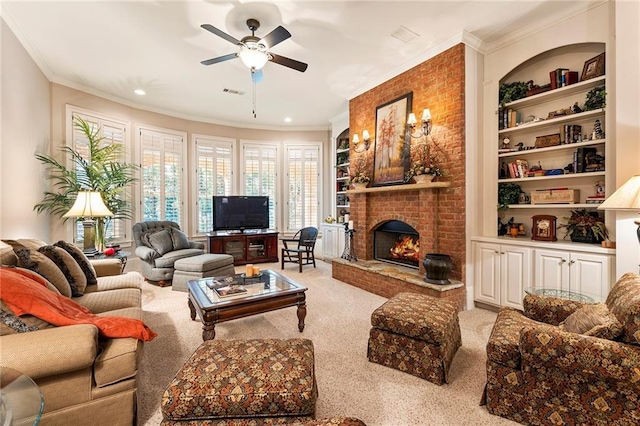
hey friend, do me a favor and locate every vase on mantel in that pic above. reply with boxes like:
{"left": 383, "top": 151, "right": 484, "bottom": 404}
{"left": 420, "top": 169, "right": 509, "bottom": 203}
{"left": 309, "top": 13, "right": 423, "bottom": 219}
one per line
{"left": 414, "top": 174, "right": 435, "bottom": 184}
{"left": 352, "top": 183, "right": 368, "bottom": 190}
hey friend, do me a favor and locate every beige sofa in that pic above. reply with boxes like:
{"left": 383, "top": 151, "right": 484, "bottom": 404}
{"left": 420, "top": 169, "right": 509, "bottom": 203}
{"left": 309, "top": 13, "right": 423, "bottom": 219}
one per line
{"left": 0, "top": 243, "right": 145, "bottom": 426}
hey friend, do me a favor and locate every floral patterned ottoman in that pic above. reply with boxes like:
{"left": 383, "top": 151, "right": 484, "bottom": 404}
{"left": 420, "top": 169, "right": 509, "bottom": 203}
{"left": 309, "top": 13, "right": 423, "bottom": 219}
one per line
{"left": 161, "top": 338, "right": 318, "bottom": 424}
{"left": 367, "top": 292, "right": 461, "bottom": 385}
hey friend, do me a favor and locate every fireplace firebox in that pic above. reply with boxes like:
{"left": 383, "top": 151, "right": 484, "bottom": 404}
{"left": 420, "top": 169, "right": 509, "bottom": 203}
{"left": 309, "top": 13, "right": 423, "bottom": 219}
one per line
{"left": 373, "top": 220, "right": 420, "bottom": 269}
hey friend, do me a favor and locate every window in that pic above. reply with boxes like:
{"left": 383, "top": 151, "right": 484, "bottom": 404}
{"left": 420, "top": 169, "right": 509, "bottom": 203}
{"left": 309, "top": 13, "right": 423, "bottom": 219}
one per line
{"left": 193, "top": 135, "right": 234, "bottom": 234}
{"left": 285, "top": 144, "right": 321, "bottom": 232}
{"left": 241, "top": 142, "right": 278, "bottom": 229}
{"left": 138, "top": 126, "right": 187, "bottom": 227}
{"left": 66, "top": 108, "right": 130, "bottom": 244}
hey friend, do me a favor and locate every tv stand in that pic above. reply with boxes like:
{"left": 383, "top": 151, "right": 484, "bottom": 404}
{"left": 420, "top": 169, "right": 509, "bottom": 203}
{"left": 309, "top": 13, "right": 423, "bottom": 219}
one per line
{"left": 207, "top": 230, "right": 279, "bottom": 265}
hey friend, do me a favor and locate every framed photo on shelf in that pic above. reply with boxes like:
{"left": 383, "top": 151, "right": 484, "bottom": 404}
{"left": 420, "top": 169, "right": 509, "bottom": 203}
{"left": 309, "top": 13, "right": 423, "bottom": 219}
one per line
{"left": 580, "top": 52, "right": 605, "bottom": 81}
{"left": 372, "top": 92, "right": 412, "bottom": 186}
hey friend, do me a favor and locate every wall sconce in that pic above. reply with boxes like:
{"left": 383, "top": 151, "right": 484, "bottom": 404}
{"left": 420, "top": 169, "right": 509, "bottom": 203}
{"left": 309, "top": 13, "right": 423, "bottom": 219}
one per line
{"left": 353, "top": 130, "right": 372, "bottom": 152}
{"left": 407, "top": 109, "right": 432, "bottom": 138}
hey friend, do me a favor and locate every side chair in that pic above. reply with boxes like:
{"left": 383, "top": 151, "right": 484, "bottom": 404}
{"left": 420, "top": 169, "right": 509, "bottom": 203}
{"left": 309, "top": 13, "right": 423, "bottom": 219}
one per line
{"left": 281, "top": 227, "right": 318, "bottom": 272}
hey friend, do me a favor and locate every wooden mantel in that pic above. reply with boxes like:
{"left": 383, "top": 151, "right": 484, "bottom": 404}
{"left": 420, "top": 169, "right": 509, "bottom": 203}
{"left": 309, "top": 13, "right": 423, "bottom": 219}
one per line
{"left": 345, "top": 182, "right": 450, "bottom": 194}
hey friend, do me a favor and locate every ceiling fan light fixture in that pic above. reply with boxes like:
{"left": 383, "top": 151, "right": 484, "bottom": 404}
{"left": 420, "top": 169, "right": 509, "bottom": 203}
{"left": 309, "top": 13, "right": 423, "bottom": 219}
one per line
{"left": 238, "top": 43, "right": 270, "bottom": 70}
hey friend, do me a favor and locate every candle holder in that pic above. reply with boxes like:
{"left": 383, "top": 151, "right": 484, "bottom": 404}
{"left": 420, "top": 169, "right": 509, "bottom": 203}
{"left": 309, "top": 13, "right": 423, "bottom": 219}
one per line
{"left": 341, "top": 222, "right": 357, "bottom": 261}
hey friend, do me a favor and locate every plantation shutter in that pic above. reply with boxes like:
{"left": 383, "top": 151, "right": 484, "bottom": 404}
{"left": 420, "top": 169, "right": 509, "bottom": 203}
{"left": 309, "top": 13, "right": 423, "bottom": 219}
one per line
{"left": 70, "top": 112, "right": 128, "bottom": 243}
{"left": 286, "top": 145, "right": 320, "bottom": 232}
{"left": 195, "top": 137, "right": 234, "bottom": 234}
{"left": 242, "top": 143, "right": 278, "bottom": 230}
{"left": 140, "top": 128, "right": 184, "bottom": 225}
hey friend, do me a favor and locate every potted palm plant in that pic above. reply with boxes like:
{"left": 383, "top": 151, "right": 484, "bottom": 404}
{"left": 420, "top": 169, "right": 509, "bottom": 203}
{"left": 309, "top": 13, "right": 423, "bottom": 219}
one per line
{"left": 559, "top": 208, "right": 609, "bottom": 244}
{"left": 34, "top": 116, "right": 138, "bottom": 250}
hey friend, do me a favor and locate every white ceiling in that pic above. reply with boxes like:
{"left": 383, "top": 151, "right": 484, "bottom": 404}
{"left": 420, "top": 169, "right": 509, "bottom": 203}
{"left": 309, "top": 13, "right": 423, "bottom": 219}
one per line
{"left": 2, "top": 1, "right": 595, "bottom": 130}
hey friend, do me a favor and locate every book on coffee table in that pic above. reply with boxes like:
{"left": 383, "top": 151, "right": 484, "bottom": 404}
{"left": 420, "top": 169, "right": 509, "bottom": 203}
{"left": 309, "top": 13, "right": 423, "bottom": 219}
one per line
{"left": 213, "top": 284, "right": 247, "bottom": 298}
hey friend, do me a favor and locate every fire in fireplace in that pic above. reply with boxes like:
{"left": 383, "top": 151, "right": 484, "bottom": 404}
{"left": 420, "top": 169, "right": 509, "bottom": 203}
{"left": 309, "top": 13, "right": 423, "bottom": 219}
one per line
{"left": 373, "top": 220, "right": 420, "bottom": 269}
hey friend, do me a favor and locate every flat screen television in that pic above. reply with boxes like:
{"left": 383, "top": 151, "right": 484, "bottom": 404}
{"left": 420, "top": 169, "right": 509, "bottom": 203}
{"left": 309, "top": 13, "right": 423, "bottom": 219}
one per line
{"left": 212, "top": 196, "right": 270, "bottom": 231}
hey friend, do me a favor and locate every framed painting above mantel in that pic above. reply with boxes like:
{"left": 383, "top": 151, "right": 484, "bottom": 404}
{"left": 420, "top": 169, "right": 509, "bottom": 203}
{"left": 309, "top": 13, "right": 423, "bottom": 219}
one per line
{"left": 372, "top": 92, "right": 412, "bottom": 186}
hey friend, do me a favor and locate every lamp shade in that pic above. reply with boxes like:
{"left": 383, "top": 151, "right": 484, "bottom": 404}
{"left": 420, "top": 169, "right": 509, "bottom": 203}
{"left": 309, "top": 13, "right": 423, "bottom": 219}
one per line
{"left": 362, "top": 130, "right": 370, "bottom": 140}
{"left": 63, "top": 191, "right": 113, "bottom": 218}
{"left": 597, "top": 175, "right": 640, "bottom": 211}
{"left": 421, "top": 109, "right": 431, "bottom": 121}
{"left": 407, "top": 113, "right": 418, "bottom": 126}
{"left": 352, "top": 134, "right": 360, "bottom": 144}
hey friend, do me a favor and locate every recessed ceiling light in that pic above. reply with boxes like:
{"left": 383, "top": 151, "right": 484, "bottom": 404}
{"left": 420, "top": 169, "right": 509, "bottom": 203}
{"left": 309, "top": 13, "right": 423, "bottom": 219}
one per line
{"left": 284, "top": 117, "right": 292, "bottom": 123}
{"left": 134, "top": 89, "right": 146, "bottom": 95}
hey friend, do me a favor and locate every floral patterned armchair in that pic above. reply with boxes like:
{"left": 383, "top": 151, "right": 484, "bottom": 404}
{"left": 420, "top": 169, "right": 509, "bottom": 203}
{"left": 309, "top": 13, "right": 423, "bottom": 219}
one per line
{"left": 482, "top": 272, "right": 640, "bottom": 425}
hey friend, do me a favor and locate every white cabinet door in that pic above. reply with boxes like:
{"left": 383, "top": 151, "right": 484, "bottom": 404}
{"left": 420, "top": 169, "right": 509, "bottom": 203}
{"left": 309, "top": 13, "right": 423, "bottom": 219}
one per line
{"left": 501, "top": 245, "right": 532, "bottom": 310}
{"left": 474, "top": 242, "right": 501, "bottom": 306}
{"left": 534, "top": 249, "right": 570, "bottom": 290}
{"left": 337, "top": 225, "right": 346, "bottom": 258}
{"left": 569, "top": 252, "right": 612, "bottom": 301}
{"left": 321, "top": 225, "right": 338, "bottom": 260}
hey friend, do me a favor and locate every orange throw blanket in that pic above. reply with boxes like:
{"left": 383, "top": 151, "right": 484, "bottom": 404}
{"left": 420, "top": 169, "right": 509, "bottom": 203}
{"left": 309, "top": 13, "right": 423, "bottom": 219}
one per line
{"left": 0, "top": 268, "right": 157, "bottom": 341}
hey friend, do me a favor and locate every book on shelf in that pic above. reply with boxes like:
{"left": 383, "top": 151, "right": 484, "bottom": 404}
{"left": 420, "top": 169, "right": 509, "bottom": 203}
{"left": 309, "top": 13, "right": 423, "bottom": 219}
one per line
{"left": 506, "top": 159, "right": 529, "bottom": 178}
{"left": 561, "top": 124, "right": 582, "bottom": 144}
{"left": 575, "top": 147, "right": 597, "bottom": 173}
{"left": 549, "top": 68, "right": 577, "bottom": 89}
{"left": 586, "top": 196, "right": 605, "bottom": 204}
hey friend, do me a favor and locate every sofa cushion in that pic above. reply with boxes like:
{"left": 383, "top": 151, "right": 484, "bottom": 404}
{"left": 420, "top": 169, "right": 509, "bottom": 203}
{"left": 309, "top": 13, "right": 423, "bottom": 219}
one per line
{"left": 94, "top": 307, "right": 143, "bottom": 387}
{"left": 54, "top": 240, "right": 98, "bottom": 286}
{"left": 84, "top": 271, "right": 144, "bottom": 294}
{"left": 170, "top": 228, "right": 191, "bottom": 250}
{"left": 74, "top": 288, "right": 141, "bottom": 314}
{"left": 605, "top": 272, "right": 640, "bottom": 345}
{"left": 154, "top": 248, "right": 204, "bottom": 268}
{"left": 37, "top": 245, "right": 85, "bottom": 296}
{"left": 560, "top": 303, "right": 623, "bottom": 340}
{"left": 5, "top": 241, "right": 72, "bottom": 297}
{"left": 2, "top": 266, "right": 61, "bottom": 294}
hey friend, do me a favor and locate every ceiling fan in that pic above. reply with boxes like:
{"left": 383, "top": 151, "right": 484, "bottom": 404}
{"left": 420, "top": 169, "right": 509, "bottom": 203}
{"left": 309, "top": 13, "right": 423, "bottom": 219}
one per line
{"left": 200, "top": 18, "right": 308, "bottom": 83}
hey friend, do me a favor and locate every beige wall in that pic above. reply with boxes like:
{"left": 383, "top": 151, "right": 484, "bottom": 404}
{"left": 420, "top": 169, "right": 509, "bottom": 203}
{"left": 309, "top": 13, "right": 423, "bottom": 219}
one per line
{"left": 1, "top": 18, "right": 51, "bottom": 240}
{"left": 49, "top": 84, "right": 330, "bottom": 243}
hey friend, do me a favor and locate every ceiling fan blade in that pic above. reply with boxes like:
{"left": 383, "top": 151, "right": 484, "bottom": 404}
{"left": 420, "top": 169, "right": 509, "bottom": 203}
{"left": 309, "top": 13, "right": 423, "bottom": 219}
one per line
{"left": 251, "top": 69, "right": 264, "bottom": 83}
{"left": 260, "top": 26, "right": 291, "bottom": 48}
{"left": 201, "top": 24, "right": 241, "bottom": 45}
{"left": 269, "top": 53, "right": 308, "bottom": 73}
{"left": 201, "top": 53, "right": 238, "bottom": 66}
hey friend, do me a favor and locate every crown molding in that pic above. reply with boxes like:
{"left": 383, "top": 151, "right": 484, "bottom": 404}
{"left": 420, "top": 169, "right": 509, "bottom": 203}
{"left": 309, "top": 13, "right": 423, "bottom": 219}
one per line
{"left": 345, "top": 31, "right": 483, "bottom": 101}
{"left": 484, "top": 0, "right": 609, "bottom": 54}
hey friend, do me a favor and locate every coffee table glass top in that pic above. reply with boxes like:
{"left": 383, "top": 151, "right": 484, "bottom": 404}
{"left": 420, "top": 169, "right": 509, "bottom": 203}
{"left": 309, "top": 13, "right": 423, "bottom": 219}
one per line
{"left": 193, "top": 269, "right": 306, "bottom": 306}
{"left": 1, "top": 367, "right": 44, "bottom": 425}
{"left": 524, "top": 287, "right": 601, "bottom": 303}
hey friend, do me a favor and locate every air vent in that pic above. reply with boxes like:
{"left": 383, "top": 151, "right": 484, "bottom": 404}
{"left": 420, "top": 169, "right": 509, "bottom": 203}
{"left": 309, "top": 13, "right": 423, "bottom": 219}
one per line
{"left": 391, "top": 26, "right": 419, "bottom": 43}
{"left": 223, "top": 88, "right": 245, "bottom": 95}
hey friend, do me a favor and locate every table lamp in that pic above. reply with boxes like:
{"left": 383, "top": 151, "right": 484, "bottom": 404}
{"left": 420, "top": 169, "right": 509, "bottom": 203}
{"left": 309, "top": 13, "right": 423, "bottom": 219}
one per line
{"left": 63, "top": 191, "right": 113, "bottom": 256}
{"left": 597, "top": 175, "right": 640, "bottom": 248}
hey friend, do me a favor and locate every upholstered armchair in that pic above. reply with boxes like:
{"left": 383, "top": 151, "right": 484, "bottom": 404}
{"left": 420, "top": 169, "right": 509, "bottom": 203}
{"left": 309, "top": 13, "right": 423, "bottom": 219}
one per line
{"left": 482, "top": 272, "right": 640, "bottom": 425}
{"left": 132, "top": 221, "right": 204, "bottom": 286}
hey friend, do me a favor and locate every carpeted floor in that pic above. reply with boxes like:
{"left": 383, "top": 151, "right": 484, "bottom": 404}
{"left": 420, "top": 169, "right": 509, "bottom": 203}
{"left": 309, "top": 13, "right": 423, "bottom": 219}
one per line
{"left": 138, "top": 260, "right": 516, "bottom": 425}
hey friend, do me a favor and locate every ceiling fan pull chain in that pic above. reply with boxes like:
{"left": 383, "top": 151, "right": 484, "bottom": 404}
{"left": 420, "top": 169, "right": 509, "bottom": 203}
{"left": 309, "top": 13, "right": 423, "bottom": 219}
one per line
{"left": 253, "top": 80, "right": 257, "bottom": 119}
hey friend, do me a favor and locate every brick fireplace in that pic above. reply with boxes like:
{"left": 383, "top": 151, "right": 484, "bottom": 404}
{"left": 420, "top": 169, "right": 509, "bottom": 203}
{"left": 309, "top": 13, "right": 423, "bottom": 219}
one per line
{"left": 334, "top": 43, "right": 467, "bottom": 309}
{"left": 332, "top": 183, "right": 466, "bottom": 310}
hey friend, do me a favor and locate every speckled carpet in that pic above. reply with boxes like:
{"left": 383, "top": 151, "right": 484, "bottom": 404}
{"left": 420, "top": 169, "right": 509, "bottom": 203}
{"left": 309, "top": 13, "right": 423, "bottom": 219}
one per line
{"left": 137, "top": 260, "right": 516, "bottom": 425}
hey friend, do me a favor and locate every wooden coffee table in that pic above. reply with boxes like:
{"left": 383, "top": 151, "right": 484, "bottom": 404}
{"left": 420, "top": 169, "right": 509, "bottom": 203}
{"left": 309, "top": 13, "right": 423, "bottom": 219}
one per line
{"left": 187, "top": 269, "right": 308, "bottom": 340}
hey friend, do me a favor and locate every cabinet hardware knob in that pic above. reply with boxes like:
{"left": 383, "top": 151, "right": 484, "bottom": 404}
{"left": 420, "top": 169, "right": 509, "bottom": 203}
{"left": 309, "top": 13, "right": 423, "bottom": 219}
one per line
{"left": 570, "top": 260, "right": 575, "bottom": 264}
{"left": 560, "top": 259, "right": 566, "bottom": 263}
{"left": 494, "top": 250, "right": 499, "bottom": 254}
{"left": 501, "top": 252, "right": 505, "bottom": 254}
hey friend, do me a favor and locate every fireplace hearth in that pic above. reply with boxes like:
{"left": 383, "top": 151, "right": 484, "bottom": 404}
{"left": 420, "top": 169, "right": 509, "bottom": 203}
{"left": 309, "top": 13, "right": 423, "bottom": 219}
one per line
{"left": 374, "top": 220, "right": 420, "bottom": 269}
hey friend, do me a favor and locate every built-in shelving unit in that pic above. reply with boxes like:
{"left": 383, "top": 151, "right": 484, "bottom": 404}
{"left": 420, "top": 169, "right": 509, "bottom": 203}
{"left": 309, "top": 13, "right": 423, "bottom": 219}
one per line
{"left": 334, "top": 129, "right": 350, "bottom": 220}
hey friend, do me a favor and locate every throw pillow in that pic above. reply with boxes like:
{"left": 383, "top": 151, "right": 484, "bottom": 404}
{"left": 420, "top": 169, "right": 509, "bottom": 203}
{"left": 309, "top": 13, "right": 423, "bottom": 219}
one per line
{"left": 148, "top": 228, "right": 174, "bottom": 256}
{"left": 54, "top": 241, "right": 98, "bottom": 286}
{"left": 2, "top": 266, "right": 62, "bottom": 295}
{"left": 170, "top": 227, "right": 190, "bottom": 250}
{"left": 38, "top": 245, "right": 83, "bottom": 297}
{"left": 4, "top": 241, "right": 73, "bottom": 298}
{"left": 0, "top": 301, "right": 53, "bottom": 335}
{"left": 560, "top": 303, "right": 623, "bottom": 340}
